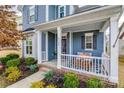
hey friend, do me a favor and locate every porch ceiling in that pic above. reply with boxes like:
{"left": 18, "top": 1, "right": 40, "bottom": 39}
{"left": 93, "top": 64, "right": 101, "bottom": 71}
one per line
{"left": 33, "top": 6, "right": 122, "bottom": 31}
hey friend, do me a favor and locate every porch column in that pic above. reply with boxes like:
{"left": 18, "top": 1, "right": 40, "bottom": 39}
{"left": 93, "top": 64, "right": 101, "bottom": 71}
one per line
{"left": 37, "top": 30, "right": 42, "bottom": 64}
{"left": 69, "top": 32, "right": 73, "bottom": 54}
{"left": 109, "top": 15, "right": 119, "bottom": 83}
{"left": 46, "top": 32, "right": 48, "bottom": 61}
{"left": 57, "top": 26, "right": 62, "bottom": 69}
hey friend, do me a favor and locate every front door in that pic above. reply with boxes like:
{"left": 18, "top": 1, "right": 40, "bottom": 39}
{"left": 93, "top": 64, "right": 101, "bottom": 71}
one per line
{"left": 62, "top": 39, "right": 67, "bottom": 54}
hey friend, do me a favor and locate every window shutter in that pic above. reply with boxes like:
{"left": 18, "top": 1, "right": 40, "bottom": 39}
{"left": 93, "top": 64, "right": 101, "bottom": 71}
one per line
{"left": 81, "top": 35, "right": 85, "bottom": 49}
{"left": 35, "top": 6, "right": 38, "bottom": 21}
{"left": 93, "top": 33, "right": 97, "bottom": 49}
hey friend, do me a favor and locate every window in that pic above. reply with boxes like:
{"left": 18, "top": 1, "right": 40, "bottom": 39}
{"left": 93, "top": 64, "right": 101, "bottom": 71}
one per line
{"left": 58, "top": 6, "right": 66, "bottom": 18}
{"left": 85, "top": 33, "right": 93, "bottom": 50}
{"left": 25, "top": 37, "right": 32, "bottom": 55}
{"left": 29, "top": 5, "right": 35, "bottom": 23}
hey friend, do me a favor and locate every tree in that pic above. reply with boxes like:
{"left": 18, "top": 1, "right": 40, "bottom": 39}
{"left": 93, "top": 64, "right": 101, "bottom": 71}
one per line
{"left": 0, "top": 5, "right": 23, "bottom": 48}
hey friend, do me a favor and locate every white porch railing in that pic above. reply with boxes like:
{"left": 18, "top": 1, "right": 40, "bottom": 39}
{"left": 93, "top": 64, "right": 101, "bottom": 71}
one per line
{"left": 42, "top": 51, "right": 46, "bottom": 61}
{"left": 61, "top": 54, "right": 110, "bottom": 78}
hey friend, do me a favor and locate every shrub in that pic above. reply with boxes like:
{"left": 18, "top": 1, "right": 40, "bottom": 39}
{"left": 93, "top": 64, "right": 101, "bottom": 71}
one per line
{"left": 63, "top": 72, "right": 79, "bottom": 88}
{"left": 5, "top": 67, "right": 19, "bottom": 74}
{"left": 44, "top": 71, "right": 54, "bottom": 80}
{"left": 0, "top": 57, "right": 10, "bottom": 65}
{"left": 6, "top": 70, "right": 21, "bottom": 82}
{"left": 6, "top": 54, "right": 19, "bottom": 60}
{"left": 5, "top": 67, "right": 21, "bottom": 82}
{"left": 30, "top": 81, "right": 45, "bottom": 88}
{"left": 25, "top": 57, "right": 36, "bottom": 65}
{"left": 46, "top": 84, "right": 57, "bottom": 88}
{"left": 6, "top": 58, "right": 20, "bottom": 67}
{"left": 27, "top": 64, "right": 38, "bottom": 72}
{"left": 86, "top": 77, "right": 104, "bottom": 88}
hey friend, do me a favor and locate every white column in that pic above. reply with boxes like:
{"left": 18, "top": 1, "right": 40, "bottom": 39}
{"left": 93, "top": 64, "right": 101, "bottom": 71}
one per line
{"left": 46, "top": 5, "right": 49, "bottom": 22}
{"left": 69, "top": 32, "right": 73, "bottom": 54}
{"left": 109, "top": 15, "right": 119, "bottom": 83}
{"left": 37, "top": 31, "right": 42, "bottom": 64}
{"left": 46, "top": 32, "right": 48, "bottom": 61}
{"left": 57, "top": 27, "right": 62, "bottom": 69}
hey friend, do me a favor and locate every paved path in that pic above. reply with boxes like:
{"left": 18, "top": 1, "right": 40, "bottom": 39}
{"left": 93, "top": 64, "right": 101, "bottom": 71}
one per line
{"left": 7, "top": 71, "right": 46, "bottom": 88}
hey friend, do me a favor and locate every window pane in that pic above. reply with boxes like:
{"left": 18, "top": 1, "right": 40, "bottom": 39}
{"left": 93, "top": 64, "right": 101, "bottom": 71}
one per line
{"left": 86, "top": 43, "right": 92, "bottom": 49}
{"left": 60, "top": 6, "right": 64, "bottom": 12}
{"left": 29, "top": 46, "right": 32, "bottom": 54}
{"left": 26, "top": 46, "right": 29, "bottom": 54}
{"left": 26, "top": 40, "right": 28, "bottom": 45}
{"left": 29, "top": 40, "right": 32, "bottom": 46}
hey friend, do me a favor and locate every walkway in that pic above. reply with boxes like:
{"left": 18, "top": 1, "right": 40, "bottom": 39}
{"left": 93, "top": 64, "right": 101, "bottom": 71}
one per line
{"left": 7, "top": 68, "right": 50, "bottom": 88}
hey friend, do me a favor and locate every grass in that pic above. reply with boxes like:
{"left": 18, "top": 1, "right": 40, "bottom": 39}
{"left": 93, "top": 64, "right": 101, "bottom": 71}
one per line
{"left": 0, "top": 49, "right": 21, "bottom": 58}
{"left": 119, "top": 56, "right": 124, "bottom": 87}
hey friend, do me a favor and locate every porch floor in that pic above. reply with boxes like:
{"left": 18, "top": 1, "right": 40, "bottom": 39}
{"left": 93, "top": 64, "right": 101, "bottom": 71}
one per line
{"left": 42, "top": 59, "right": 57, "bottom": 68}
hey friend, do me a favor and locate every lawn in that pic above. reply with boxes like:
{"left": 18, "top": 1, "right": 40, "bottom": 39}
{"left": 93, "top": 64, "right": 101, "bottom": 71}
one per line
{"left": 119, "top": 56, "right": 124, "bottom": 87}
{"left": 0, "top": 49, "right": 22, "bottom": 58}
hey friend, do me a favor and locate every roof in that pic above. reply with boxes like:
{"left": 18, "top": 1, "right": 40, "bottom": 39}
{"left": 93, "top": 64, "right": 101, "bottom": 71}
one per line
{"left": 23, "top": 28, "right": 35, "bottom": 32}
{"left": 74, "top": 5, "right": 105, "bottom": 14}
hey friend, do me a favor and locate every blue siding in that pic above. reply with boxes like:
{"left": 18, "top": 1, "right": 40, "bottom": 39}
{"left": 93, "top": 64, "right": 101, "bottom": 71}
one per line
{"left": 49, "top": 5, "right": 56, "bottom": 21}
{"left": 23, "top": 5, "right": 71, "bottom": 30}
{"left": 73, "top": 31, "right": 104, "bottom": 57}
{"left": 48, "top": 32, "right": 55, "bottom": 60}
{"left": 66, "top": 5, "right": 70, "bottom": 16}
{"left": 23, "top": 5, "right": 46, "bottom": 30}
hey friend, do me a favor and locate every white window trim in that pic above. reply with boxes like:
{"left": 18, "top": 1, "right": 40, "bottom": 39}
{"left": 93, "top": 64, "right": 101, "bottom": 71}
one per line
{"left": 58, "top": 5, "right": 66, "bottom": 18}
{"left": 29, "top": 5, "right": 35, "bottom": 24}
{"left": 24, "top": 37, "right": 33, "bottom": 56}
{"left": 85, "top": 33, "right": 93, "bottom": 51}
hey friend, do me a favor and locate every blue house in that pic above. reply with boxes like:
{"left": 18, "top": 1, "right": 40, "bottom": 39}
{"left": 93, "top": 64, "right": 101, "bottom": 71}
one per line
{"left": 19, "top": 5, "right": 123, "bottom": 83}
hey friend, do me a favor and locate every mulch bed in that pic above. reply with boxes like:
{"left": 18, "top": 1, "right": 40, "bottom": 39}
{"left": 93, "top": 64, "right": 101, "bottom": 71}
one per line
{"left": 0, "top": 66, "right": 38, "bottom": 88}
{"left": 42, "top": 68, "right": 117, "bottom": 88}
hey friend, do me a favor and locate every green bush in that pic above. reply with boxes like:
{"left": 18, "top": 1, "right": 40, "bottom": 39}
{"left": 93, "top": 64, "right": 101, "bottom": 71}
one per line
{"left": 28, "top": 64, "right": 38, "bottom": 72}
{"left": 46, "top": 84, "right": 57, "bottom": 88}
{"left": 44, "top": 71, "right": 54, "bottom": 80}
{"left": 25, "top": 57, "right": 36, "bottom": 65}
{"left": 6, "top": 54, "right": 19, "bottom": 60}
{"left": 86, "top": 77, "right": 104, "bottom": 88}
{"left": 0, "top": 53, "right": 19, "bottom": 65}
{"left": 63, "top": 72, "right": 79, "bottom": 88}
{"left": 30, "top": 81, "right": 45, "bottom": 88}
{"left": 0, "top": 57, "right": 10, "bottom": 65}
{"left": 5, "top": 67, "right": 21, "bottom": 82}
{"left": 6, "top": 58, "right": 20, "bottom": 67}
